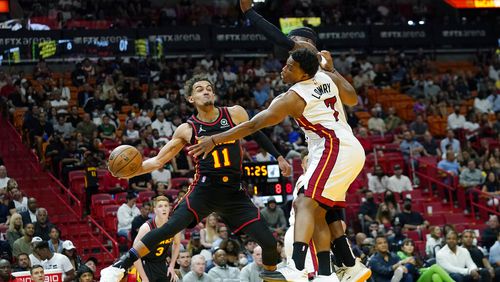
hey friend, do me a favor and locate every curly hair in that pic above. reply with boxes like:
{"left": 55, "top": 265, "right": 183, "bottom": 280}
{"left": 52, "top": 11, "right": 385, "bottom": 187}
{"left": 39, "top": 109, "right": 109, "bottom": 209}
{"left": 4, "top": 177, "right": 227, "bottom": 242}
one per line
{"left": 183, "top": 75, "right": 214, "bottom": 98}
{"left": 291, "top": 48, "right": 319, "bottom": 78}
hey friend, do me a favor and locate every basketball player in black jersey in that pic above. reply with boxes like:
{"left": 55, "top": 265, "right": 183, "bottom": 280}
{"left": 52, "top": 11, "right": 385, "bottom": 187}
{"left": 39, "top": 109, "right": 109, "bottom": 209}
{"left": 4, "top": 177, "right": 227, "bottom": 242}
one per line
{"left": 133, "top": 196, "right": 180, "bottom": 282}
{"left": 101, "top": 75, "right": 296, "bottom": 281}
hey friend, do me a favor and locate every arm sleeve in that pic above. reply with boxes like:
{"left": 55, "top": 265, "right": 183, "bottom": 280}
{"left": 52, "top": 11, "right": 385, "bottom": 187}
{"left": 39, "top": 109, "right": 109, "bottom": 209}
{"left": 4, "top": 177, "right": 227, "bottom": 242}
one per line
{"left": 251, "top": 131, "right": 282, "bottom": 159}
{"left": 244, "top": 8, "right": 295, "bottom": 51}
{"left": 239, "top": 266, "right": 250, "bottom": 282}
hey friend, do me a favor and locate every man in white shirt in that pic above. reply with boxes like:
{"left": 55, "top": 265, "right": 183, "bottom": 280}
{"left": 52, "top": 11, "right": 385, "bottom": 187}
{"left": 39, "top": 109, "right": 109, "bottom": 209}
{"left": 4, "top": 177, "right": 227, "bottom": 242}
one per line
{"left": 436, "top": 231, "right": 481, "bottom": 282}
{"left": 0, "top": 165, "right": 10, "bottom": 189}
{"left": 151, "top": 111, "right": 176, "bottom": 139}
{"left": 49, "top": 90, "right": 68, "bottom": 114}
{"left": 117, "top": 193, "right": 141, "bottom": 238}
{"left": 151, "top": 166, "right": 172, "bottom": 188}
{"left": 182, "top": 255, "right": 214, "bottom": 282}
{"left": 35, "top": 241, "right": 75, "bottom": 282}
{"left": 387, "top": 165, "right": 413, "bottom": 194}
{"left": 447, "top": 106, "right": 466, "bottom": 130}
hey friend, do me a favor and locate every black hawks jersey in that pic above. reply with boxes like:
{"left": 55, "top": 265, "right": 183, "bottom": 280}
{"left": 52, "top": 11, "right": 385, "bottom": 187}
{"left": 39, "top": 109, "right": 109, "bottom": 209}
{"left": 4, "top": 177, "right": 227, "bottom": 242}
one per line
{"left": 187, "top": 107, "right": 242, "bottom": 177}
{"left": 142, "top": 218, "right": 173, "bottom": 263}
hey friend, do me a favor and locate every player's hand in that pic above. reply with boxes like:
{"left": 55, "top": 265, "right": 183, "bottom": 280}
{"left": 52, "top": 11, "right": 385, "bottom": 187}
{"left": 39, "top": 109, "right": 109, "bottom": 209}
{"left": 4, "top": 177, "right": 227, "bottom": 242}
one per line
{"left": 319, "top": 50, "right": 334, "bottom": 72}
{"left": 188, "top": 136, "right": 215, "bottom": 159}
{"left": 277, "top": 156, "right": 291, "bottom": 177}
{"left": 240, "top": 0, "right": 253, "bottom": 13}
{"left": 167, "top": 266, "right": 179, "bottom": 282}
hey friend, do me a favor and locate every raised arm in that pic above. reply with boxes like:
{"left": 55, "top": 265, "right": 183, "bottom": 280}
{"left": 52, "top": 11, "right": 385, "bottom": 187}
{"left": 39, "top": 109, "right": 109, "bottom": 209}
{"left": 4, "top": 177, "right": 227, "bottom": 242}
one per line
{"left": 189, "top": 91, "right": 305, "bottom": 158}
{"left": 120, "top": 123, "right": 192, "bottom": 179}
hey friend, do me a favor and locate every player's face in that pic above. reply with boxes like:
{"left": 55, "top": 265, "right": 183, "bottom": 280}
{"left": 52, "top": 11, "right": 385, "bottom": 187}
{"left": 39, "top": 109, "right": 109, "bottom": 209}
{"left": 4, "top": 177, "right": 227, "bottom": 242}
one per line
{"left": 189, "top": 81, "right": 215, "bottom": 107}
{"left": 281, "top": 57, "right": 306, "bottom": 84}
{"left": 154, "top": 200, "right": 170, "bottom": 218}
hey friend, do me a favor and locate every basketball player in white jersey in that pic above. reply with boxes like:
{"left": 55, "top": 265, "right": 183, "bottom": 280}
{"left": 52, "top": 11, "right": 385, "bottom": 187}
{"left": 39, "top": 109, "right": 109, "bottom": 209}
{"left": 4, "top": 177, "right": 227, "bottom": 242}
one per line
{"left": 190, "top": 48, "right": 370, "bottom": 282}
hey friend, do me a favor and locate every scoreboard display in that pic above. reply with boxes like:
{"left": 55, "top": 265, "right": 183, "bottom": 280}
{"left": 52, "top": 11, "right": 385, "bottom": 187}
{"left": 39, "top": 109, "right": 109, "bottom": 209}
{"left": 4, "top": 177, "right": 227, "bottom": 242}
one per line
{"left": 242, "top": 162, "right": 293, "bottom": 197}
{"left": 445, "top": 0, "right": 500, "bottom": 8}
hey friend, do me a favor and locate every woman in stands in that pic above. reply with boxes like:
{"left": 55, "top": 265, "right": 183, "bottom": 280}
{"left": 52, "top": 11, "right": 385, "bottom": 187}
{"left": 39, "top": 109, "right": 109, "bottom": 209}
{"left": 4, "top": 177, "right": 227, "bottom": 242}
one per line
{"left": 133, "top": 196, "right": 181, "bottom": 282}
{"left": 6, "top": 213, "right": 23, "bottom": 246}
{"left": 397, "top": 238, "right": 453, "bottom": 282}
{"left": 425, "top": 226, "right": 443, "bottom": 258}
{"left": 200, "top": 213, "right": 219, "bottom": 250}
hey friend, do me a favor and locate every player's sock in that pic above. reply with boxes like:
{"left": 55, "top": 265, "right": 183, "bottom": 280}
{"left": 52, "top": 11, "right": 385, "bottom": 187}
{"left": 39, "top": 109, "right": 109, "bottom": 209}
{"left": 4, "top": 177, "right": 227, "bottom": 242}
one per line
{"left": 292, "top": 242, "right": 309, "bottom": 270}
{"left": 333, "top": 235, "right": 355, "bottom": 267}
{"left": 331, "top": 241, "right": 343, "bottom": 267}
{"left": 114, "top": 248, "right": 139, "bottom": 270}
{"left": 317, "top": 251, "right": 332, "bottom": 275}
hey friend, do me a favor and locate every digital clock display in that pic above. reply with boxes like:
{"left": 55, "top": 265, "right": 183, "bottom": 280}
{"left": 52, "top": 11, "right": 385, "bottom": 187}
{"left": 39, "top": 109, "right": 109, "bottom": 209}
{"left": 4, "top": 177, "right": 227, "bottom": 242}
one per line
{"left": 243, "top": 163, "right": 280, "bottom": 178}
{"left": 242, "top": 162, "right": 292, "bottom": 197}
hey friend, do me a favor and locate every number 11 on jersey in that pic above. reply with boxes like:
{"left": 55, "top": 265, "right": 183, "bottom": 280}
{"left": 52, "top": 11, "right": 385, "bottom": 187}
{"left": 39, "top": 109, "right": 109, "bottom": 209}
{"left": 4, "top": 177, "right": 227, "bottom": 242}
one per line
{"left": 212, "top": 148, "right": 231, "bottom": 168}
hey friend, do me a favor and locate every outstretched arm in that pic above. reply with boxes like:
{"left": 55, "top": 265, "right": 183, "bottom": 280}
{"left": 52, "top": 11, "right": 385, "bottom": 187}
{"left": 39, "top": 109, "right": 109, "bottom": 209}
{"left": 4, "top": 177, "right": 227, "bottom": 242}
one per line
{"left": 189, "top": 92, "right": 305, "bottom": 158}
{"left": 117, "top": 124, "right": 192, "bottom": 179}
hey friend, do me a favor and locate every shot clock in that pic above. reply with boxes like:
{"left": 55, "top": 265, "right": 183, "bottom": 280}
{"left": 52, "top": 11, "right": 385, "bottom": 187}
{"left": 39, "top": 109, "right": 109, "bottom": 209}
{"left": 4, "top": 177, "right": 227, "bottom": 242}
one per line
{"left": 242, "top": 161, "right": 292, "bottom": 197}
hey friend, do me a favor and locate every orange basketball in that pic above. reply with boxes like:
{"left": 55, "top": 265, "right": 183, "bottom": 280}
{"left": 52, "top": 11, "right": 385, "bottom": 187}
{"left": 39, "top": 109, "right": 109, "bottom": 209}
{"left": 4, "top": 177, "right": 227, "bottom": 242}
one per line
{"left": 108, "top": 145, "right": 142, "bottom": 178}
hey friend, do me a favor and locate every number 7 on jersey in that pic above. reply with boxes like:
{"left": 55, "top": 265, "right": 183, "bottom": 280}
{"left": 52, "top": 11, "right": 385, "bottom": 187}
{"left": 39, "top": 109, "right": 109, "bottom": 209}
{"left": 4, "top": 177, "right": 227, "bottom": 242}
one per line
{"left": 324, "top": 96, "right": 340, "bottom": 122}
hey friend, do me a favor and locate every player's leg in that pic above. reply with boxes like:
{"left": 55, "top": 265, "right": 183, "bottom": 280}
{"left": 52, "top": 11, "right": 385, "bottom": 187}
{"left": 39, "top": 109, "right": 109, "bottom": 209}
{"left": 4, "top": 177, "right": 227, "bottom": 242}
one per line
{"left": 312, "top": 207, "right": 331, "bottom": 276}
{"left": 292, "top": 195, "right": 320, "bottom": 270}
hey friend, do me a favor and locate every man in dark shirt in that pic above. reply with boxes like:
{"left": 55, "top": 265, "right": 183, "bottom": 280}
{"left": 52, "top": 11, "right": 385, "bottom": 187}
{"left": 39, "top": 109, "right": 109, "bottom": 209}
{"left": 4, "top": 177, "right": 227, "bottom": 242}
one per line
{"left": 395, "top": 199, "right": 429, "bottom": 231}
{"left": 461, "top": 230, "right": 494, "bottom": 281}
{"left": 359, "top": 191, "right": 378, "bottom": 233}
{"left": 14, "top": 253, "right": 30, "bottom": 272}
{"left": 130, "top": 202, "right": 151, "bottom": 242}
{"left": 33, "top": 208, "right": 54, "bottom": 241}
{"left": 482, "top": 215, "right": 499, "bottom": 251}
{"left": 128, "top": 173, "right": 153, "bottom": 192}
{"left": 368, "top": 236, "right": 413, "bottom": 282}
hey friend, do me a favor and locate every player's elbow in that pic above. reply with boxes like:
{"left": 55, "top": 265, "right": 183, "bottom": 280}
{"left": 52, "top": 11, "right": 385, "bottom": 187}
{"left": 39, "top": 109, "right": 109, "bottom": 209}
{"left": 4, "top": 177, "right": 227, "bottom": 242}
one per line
{"left": 342, "top": 92, "right": 358, "bottom": 107}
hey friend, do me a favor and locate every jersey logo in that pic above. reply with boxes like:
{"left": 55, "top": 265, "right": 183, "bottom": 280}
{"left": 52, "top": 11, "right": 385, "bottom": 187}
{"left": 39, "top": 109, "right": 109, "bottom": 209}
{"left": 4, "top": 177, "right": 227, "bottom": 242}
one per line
{"left": 198, "top": 125, "right": 206, "bottom": 134}
{"left": 220, "top": 118, "right": 229, "bottom": 128}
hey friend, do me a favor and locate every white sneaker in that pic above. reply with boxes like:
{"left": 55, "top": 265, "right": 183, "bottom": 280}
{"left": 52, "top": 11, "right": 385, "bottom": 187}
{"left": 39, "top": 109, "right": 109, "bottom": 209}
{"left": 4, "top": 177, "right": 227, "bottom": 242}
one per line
{"left": 259, "top": 259, "right": 309, "bottom": 282}
{"left": 339, "top": 259, "right": 372, "bottom": 282}
{"left": 391, "top": 266, "right": 404, "bottom": 282}
{"left": 100, "top": 266, "right": 125, "bottom": 282}
{"left": 314, "top": 273, "right": 340, "bottom": 282}
{"left": 335, "top": 265, "right": 347, "bottom": 281}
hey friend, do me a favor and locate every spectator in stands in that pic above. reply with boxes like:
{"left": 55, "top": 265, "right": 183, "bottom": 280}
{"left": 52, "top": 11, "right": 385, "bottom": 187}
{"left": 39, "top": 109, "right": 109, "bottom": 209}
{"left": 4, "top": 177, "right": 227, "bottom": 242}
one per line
{"left": 151, "top": 166, "right": 172, "bottom": 188}
{"left": 53, "top": 115, "right": 74, "bottom": 140}
{"left": 76, "top": 113, "right": 97, "bottom": 142}
{"left": 97, "top": 115, "right": 116, "bottom": 141}
{"left": 459, "top": 160, "right": 485, "bottom": 214}
{"left": 385, "top": 107, "right": 403, "bottom": 133}
{"left": 0, "top": 259, "right": 16, "bottom": 282}
{"left": 177, "top": 250, "right": 192, "bottom": 279}
{"left": 359, "top": 191, "right": 378, "bottom": 233}
{"left": 482, "top": 171, "right": 500, "bottom": 207}
{"left": 240, "top": 245, "right": 263, "bottom": 282}
{"left": 67, "top": 106, "right": 82, "bottom": 128}
{"left": 260, "top": 197, "right": 287, "bottom": 235}
{"left": 0, "top": 166, "right": 9, "bottom": 191}
{"left": 437, "top": 231, "right": 481, "bottom": 282}
{"left": 368, "top": 165, "right": 389, "bottom": 194}
{"left": 384, "top": 191, "right": 401, "bottom": 218}
{"left": 368, "top": 235, "right": 413, "bottom": 282}
{"left": 19, "top": 197, "right": 37, "bottom": 226}
{"left": 77, "top": 84, "right": 94, "bottom": 109}
{"left": 29, "top": 237, "right": 44, "bottom": 266}
{"left": 421, "top": 131, "right": 440, "bottom": 157}
{"left": 76, "top": 264, "right": 94, "bottom": 282}
{"left": 122, "top": 119, "right": 140, "bottom": 146}
{"left": 12, "top": 223, "right": 34, "bottom": 257}
{"left": 440, "top": 130, "right": 461, "bottom": 157}
{"left": 29, "top": 112, "right": 54, "bottom": 160}
{"left": 6, "top": 213, "right": 23, "bottom": 247}
{"left": 151, "top": 128, "right": 168, "bottom": 149}
{"left": 151, "top": 111, "right": 176, "bottom": 139}
{"left": 376, "top": 203, "right": 393, "bottom": 234}
{"left": 33, "top": 208, "right": 53, "bottom": 241}
{"left": 207, "top": 248, "right": 240, "bottom": 281}
{"left": 35, "top": 241, "right": 75, "bottom": 282}
{"left": 482, "top": 215, "right": 499, "bottom": 251}
{"left": 489, "top": 232, "right": 500, "bottom": 276}
{"left": 425, "top": 226, "right": 443, "bottom": 258}
{"left": 48, "top": 226, "right": 63, "bottom": 254}
{"left": 474, "top": 91, "right": 493, "bottom": 114}
{"left": 254, "top": 148, "right": 275, "bottom": 162}
{"left": 368, "top": 107, "right": 386, "bottom": 135}
{"left": 399, "top": 130, "right": 424, "bottom": 161}
{"left": 219, "top": 239, "right": 241, "bottom": 267}
{"left": 8, "top": 183, "right": 28, "bottom": 214}
{"left": 461, "top": 230, "right": 494, "bottom": 281}
{"left": 14, "top": 252, "right": 30, "bottom": 272}
{"left": 212, "top": 225, "right": 229, "bottom": 251}
{"left": 187, "top": 231, "right": 203, "bottom": 257}
{"left": 30, "top": 264, "right": 44, "bottom": 282}
{"left": 242, "top": 239, "right": 257, "bottom": 265}
{"left": 387, "top": 164, "right": 413, "bottom": 194}
{"left": 49, "top": 90, "right": 68, "bottom": 114}
{"left": 438, "top": 151, "right": 460, "bottom": 187}
{"left": 130, "top": 202, "right": 151, "bottom": 242}
{"left": 409, "top": 114, "right": 428, "bottom": 140}
{"left": 84, "top": 257, "right": 98, "bottom": 273}
{"left": 200, "top": 213, "right": 220, "bottom": 250}
{"left": 117, "top": 192, "right": 140, "bottom": 239}
{"left": 62, "top": 240, "right": 82, "bottom": 272}
{"left": 448, "top": 105, "right": 466, "bottom": 130}
{"left": 183, "top": 254, "right": 213, "bottom": 282}
{"left": 128, "top": 169, "right": 152, "bottom": 192}
{"left": 395, "top": 199, "right": 428, "bottom": 231}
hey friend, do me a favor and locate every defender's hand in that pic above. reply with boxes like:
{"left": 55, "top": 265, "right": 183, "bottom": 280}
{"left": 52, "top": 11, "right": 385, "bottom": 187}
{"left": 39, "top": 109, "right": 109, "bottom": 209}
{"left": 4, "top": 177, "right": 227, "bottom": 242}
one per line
{"left": 188, "top": 136, "right": 215, "bottom": 159}
{"left": 319, "top": 50, "right": 334, "bottom": 72}
{"left": 277, "top": 156, "right": 291, "bottom": 177}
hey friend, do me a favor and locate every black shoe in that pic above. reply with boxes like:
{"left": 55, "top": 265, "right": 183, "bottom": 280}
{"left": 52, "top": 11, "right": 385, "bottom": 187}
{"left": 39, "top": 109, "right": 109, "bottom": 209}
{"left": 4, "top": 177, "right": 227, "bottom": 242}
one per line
{"left": 112, "top": 253, "right": 133, "bottom": 270}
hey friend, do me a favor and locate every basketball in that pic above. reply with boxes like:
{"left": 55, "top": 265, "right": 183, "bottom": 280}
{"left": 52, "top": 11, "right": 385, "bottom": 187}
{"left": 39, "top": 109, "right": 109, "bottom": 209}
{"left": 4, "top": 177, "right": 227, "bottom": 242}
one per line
{"left": 108, "top": 145, "right": 142, "bottom": 178}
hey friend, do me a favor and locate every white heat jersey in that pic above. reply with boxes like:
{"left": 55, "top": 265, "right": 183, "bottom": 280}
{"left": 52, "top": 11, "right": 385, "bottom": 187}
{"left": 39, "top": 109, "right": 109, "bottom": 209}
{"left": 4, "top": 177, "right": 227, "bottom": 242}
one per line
{"left": 289, "top": 71, "right": 365, "bottom": 206}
